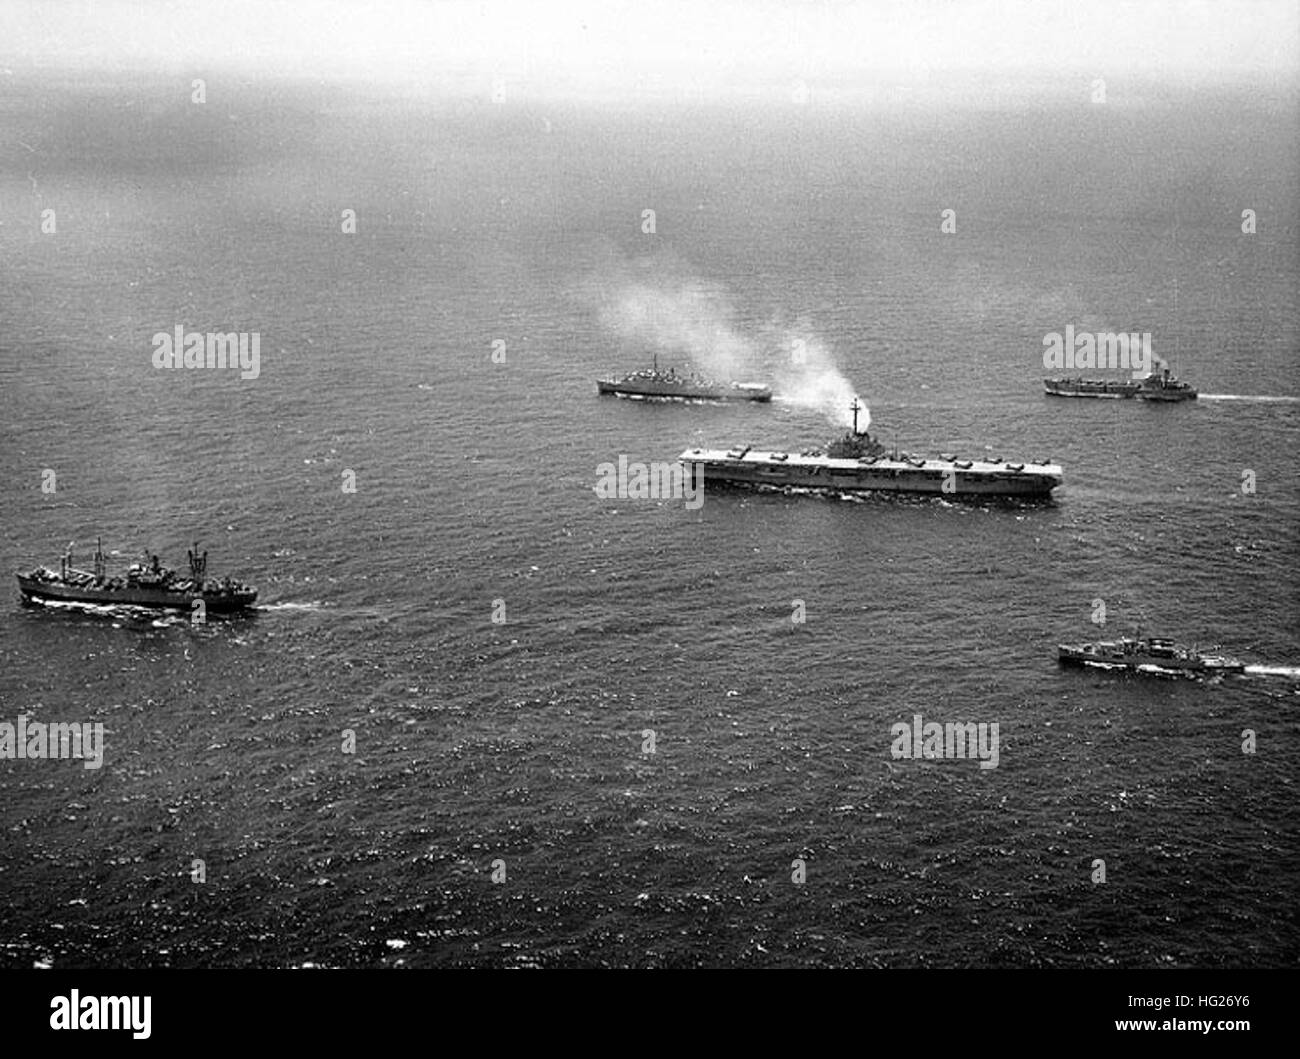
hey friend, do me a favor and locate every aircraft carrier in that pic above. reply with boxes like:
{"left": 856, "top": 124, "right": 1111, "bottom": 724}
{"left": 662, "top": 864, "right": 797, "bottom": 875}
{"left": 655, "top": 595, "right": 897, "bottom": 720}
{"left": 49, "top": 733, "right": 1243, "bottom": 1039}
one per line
{"left": 679, "top": 399, "right": 1063, "bottom": 499}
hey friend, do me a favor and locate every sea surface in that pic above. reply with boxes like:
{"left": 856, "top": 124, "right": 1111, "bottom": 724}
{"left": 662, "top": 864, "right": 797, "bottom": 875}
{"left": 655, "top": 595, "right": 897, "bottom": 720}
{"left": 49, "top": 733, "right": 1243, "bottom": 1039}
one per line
{"left": 1, "top": 73, "right": 1298, "bottom": 967}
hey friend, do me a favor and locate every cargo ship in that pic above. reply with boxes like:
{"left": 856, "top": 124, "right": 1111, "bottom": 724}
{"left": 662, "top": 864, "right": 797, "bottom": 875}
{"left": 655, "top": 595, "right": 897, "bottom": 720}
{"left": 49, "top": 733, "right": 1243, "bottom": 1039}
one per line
{"left": 678, "top": 399, "right": 1062, "bottom": 499}
{"left": 1058, "top": 635, "right": 1243, "bottom": 674}
{"left": 1043, "top": 367, "right": 1197, "bottom": 402}
{"left": 17, "top": 539, "right": 257, "bottom": 613}
{"left": 598, "top": 356, "right": 772, "bottom": 402}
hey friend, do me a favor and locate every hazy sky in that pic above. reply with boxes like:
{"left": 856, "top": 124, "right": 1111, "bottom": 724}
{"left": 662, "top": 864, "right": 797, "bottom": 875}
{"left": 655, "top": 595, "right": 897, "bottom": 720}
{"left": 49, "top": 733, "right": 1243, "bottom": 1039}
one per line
{"left": 3, "top": 0, "right": 1297, "bottom": 94}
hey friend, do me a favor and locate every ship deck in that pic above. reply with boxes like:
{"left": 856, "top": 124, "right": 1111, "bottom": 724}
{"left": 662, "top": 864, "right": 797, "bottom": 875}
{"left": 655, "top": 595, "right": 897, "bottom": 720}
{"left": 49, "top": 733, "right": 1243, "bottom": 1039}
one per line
{"left": 679, "top": 447, "right": 1062, "bottom": 479}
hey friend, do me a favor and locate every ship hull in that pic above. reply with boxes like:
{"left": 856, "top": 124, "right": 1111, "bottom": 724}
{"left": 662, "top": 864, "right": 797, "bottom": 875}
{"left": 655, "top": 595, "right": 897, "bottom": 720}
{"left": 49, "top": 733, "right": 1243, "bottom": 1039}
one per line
{"left": 17, "top": 576, "right": 257, "bottom": 613}
{"left": 1044, "top": 377, "right": 1197, "bottom": 401}
{"left": 598, "top": 380, "right": 772, "bottom": 402}
{"left": 1044, "top": 379, "right": 1142, "bottom": 398}
{"left": 679, "top": 450, "right": 1062, "bottom": 498}
{"left": 1058, "top": 647, "right": 1242, "bottom": 673}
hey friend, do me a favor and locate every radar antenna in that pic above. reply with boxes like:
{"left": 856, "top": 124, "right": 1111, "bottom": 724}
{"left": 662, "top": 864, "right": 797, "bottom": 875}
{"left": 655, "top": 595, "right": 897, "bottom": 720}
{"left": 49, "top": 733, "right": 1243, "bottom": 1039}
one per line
{"left": 188, "top": 541, "right": 207, "bottom": 583}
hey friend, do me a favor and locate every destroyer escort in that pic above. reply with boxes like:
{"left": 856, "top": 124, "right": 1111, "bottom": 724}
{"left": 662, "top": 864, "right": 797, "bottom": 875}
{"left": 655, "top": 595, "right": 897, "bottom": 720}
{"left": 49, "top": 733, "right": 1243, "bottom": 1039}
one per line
{"left": 679, "top": 399, "right": 1062, "bottom": 499}
{"left": 1044, "top": 366, "right": 1197, "bottom": 402}
{"left": 1058, "top": 635, "right": 1243, "bottom": 674}
{"left": 17, "top": 539, "right": 257, "bottom": 613}
{"left": 598, "top": 355, "right": 771, "bottom": 402}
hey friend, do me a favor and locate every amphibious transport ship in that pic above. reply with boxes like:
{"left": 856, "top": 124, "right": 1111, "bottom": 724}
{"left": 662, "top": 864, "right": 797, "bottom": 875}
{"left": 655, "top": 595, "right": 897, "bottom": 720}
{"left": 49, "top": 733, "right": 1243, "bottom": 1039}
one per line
{"left": 598, "top": 356, "right": 772, "bottom": 402}
{"left": 678, "top": 399, "right": 1062, "bottom": 499}
{"left": 17, "top": 539, "right": 257, "bottom": 612}
{"left": 1043, "top": 366, "right": 1197, "bottom": 402}
{"left": 1058, "top": 635, "right": 1243, "bottom": 674}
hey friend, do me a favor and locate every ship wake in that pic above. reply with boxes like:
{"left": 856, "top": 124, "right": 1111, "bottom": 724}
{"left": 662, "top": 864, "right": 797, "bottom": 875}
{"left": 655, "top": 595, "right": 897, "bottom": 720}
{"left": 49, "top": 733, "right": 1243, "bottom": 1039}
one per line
{"left": 23, "top": 597, "right": 184, "bottom": 625}
{"left": 1243, "top": 664, "right": 1300, "bottom": 680}
{"left": 1198, "top": 394, "right": 1300, "bottom": 404}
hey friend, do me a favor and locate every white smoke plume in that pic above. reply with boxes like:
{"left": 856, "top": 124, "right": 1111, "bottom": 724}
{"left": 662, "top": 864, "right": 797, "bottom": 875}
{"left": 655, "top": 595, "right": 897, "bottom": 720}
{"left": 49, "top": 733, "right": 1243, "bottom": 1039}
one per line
{"left": 771, "top": 331, "right": 869, "bottom": 433}
{"left": 594, "top": 270, "right": 868, "bottom": 431}
{"left": 597, "top": 279, "right": 755, "bottom": 381}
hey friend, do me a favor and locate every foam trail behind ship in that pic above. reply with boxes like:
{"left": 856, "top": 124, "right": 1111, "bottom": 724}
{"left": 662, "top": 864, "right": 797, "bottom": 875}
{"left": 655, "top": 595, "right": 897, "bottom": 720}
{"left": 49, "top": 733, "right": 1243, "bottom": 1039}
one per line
{"left": 1244, "top": 664, "right": 1300, "bottom": 679}
{"left": 1198, "top": 394, "right": 1300, "bottom": 403}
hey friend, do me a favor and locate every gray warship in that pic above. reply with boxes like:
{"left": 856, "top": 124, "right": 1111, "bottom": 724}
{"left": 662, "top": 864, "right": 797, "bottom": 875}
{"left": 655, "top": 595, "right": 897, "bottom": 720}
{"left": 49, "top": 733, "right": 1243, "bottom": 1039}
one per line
{"left": 1058, "top": 635, "right": 1244, "bottom": 674}
{"left": 598, "top": 355, "right": 772, "bottom": 402}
